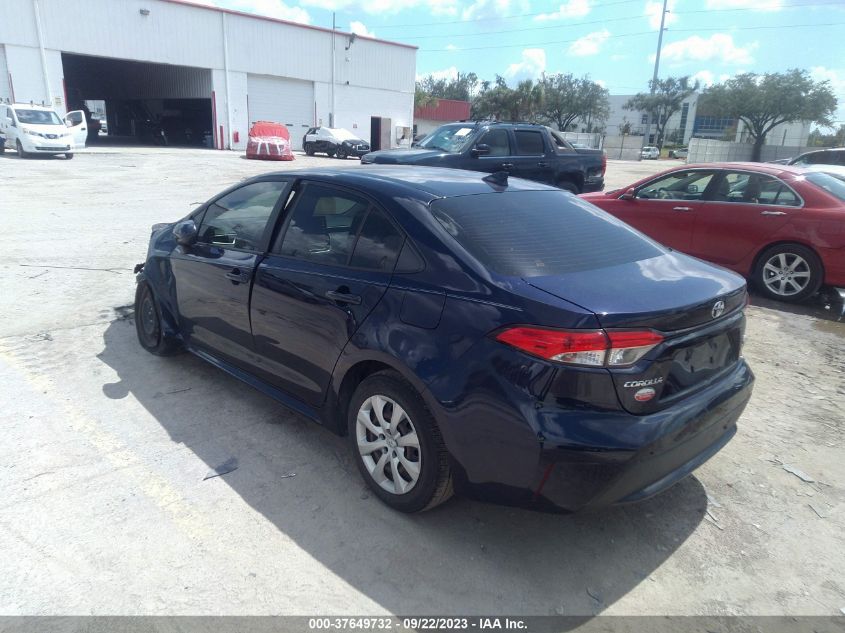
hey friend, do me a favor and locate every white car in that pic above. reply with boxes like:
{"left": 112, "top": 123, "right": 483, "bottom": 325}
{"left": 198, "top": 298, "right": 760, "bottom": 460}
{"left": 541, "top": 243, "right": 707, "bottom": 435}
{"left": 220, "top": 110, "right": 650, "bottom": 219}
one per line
{"left": 0, "top": 103, "right": 88, "bottom": 159}
{"left": 640, "top": 145, "right": 660, "bottom": 160}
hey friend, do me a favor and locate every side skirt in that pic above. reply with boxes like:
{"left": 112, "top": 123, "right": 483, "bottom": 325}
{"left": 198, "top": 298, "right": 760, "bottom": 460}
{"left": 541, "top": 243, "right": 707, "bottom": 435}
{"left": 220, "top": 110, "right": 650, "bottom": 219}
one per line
{"left": 187, "top": 345, "right": 325, "bottom": 426}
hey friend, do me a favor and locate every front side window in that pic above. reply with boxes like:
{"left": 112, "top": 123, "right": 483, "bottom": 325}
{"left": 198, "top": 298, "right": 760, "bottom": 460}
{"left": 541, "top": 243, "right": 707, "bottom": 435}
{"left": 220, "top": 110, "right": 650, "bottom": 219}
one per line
{"left": 637, "top": 170, "right": 715, "bottom": 200}
{"left": 479, "top": 129, "right": 511, "bottom": 157}
{"left": 514, "top": 130, "right": 545, "bottom": 155}
{"left": 198, "top": 181, "right": 287, "bottom": 250}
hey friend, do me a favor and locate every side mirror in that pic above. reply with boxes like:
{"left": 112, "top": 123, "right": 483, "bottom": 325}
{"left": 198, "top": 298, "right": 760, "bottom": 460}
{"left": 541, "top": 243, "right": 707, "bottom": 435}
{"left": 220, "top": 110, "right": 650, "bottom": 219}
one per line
{"left": 620, "top": 187, "right": 636, "bottom": 200}
{"left": 173, "top": 220, "right": 198, "bottom": 246}
{"left": 686, "top": 184, "right": 699, "bottom": 194}
{"left": 471, "top": 143, "right": 491, "bottom": 157}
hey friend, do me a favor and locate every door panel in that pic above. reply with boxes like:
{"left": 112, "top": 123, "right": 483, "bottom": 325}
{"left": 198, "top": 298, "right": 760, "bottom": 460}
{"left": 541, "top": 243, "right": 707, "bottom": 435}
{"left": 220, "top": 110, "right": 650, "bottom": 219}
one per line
{"left": 65, "top": 110, "right": 88, "bottom": 149}
{"left": 473, "top": 128, "right": 515, "bottom": 175}
{"left": 510, "top": 129, "right": 555, "bottom": 184}
{"left": 170, "top": 180, "right": 289, "bottom": 369}
{"left": 691, "top": 172, "right": 802, "bottom": 265}
{"left": 250, "top": 183, "right": 404, "bottom": 406}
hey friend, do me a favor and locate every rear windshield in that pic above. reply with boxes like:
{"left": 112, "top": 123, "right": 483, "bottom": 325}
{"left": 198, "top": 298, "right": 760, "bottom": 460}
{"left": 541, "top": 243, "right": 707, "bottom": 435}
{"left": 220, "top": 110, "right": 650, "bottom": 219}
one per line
{"left": 430, "top": 191, "right": 664, "bottom": 277}
{"left": 805, "top": 172, "right": 845, "bottom": 201}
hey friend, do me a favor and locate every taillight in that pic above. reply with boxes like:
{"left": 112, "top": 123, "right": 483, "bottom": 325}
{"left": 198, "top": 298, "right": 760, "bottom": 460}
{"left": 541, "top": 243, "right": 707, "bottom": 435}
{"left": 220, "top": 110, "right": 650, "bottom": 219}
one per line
{"left": 494, "top": 326, "right": 663, "bottom": 367}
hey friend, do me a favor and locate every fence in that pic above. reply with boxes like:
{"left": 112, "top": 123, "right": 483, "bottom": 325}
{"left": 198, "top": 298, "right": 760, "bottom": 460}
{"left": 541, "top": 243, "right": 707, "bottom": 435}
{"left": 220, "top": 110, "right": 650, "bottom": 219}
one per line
{"left": 601, "top": 135, "right": 644, "bottom": 161}
{"left": 687, "top": 138, "right": 812, "bottom": 163}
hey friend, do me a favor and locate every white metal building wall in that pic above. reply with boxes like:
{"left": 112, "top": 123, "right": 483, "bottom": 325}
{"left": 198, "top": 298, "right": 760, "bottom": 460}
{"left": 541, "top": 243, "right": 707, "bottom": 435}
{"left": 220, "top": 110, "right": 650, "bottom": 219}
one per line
{"left": 246, "top": 75, "right": 314, "bottom": 150}
{"left": 0, "top": 46, "right": 10, "bottom": 102}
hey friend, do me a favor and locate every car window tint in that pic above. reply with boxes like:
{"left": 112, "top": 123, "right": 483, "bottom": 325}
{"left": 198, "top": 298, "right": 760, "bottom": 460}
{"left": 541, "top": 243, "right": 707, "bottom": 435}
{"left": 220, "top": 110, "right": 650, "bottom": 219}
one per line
{"left": 710, "top": 172, "right": 798, "bottom": 205}
{"left": 479, "top": 129, "right": 511, "bottom": 157}
{"left": 548, "top": 129, "right": 574, "bottom": 153}
{"left": 431, "top": 191, "right": 664, "bottom": 277}
{"left": 806, "top": 172, "right": 845, "bottom": 202}
{"left": 757, "top": 177, "right": 801, "bottom": 206}
{"left": 277, "top": 185, "right": 371, "bottom": 266}
{"left": 349, "top": 209, "right": 404, "bottom": 271}
{"left": 199, "top": 181, "right": 287, "bottom": 250}
{"left": 637, "top": 171, "right": 714, "bottom": 200}
{"left": 514, "top": 130, "right": 545, "bottom": 155}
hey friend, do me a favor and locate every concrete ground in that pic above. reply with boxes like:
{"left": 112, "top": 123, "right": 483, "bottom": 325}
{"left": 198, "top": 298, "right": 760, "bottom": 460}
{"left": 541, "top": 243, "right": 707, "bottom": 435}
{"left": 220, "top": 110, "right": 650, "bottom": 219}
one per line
{"left": 0, "top": 147, "right": 843, "bottom": 616}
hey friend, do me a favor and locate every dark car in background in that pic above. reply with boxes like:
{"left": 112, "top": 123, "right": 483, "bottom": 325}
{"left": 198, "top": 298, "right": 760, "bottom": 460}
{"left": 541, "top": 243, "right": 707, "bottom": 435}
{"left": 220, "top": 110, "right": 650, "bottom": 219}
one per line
{"left": 303, "top": 127, "right": 370, "bottom": 159}
{"left": 361, "top": 121, "right": 606, "bottom": 194}
{"left": 134, "top": 166, "right": 753, "bottom": 513}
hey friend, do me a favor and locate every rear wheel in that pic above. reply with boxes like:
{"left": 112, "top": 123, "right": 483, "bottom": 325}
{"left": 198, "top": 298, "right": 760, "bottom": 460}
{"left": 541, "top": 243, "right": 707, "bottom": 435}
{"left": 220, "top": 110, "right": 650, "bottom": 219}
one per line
{"left": 134, "top": 282, "right": 182, "bottom": 355}
{"left": 326, "top": 147, "right": 336, "bottom": 157}
{"left": 754, "top": 243, "right": 823, "bottom": 303}
{"left": 16, "top": 140, "right": 28, "bottom": 158}
{"left": 558, "top": 179, "right": 579, "bottom": 194}
{"left": 348, "top": 372, "right": 453, "bottom": 513}
{"left": 304, "top": 142, "right": 315, "bottom": 156}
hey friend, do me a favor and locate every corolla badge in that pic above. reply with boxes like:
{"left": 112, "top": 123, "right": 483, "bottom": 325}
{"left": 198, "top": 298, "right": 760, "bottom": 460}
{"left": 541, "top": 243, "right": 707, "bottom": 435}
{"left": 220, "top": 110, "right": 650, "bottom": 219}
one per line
{"left": 712, "top": 300, "right": 726, "bottom": 319}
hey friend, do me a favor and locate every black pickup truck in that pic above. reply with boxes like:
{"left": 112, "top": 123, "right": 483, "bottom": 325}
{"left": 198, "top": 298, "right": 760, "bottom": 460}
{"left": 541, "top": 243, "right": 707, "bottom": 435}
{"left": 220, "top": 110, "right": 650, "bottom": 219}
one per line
{"left": 360, "top": 121, "right": 606, "bottom": 193}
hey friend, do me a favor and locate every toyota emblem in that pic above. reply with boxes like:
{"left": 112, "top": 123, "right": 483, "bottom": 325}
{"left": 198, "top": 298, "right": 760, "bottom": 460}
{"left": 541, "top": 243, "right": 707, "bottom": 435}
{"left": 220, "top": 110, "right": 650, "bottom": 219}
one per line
{"left": 712, "top": 300, "right": 726, "bottom": 319}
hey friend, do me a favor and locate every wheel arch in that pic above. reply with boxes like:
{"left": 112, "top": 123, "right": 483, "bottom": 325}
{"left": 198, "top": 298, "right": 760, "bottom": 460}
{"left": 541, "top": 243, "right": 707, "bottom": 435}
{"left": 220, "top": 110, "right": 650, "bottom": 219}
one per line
{"left": 748, "top": 239, "right": 825, "bottom": 279}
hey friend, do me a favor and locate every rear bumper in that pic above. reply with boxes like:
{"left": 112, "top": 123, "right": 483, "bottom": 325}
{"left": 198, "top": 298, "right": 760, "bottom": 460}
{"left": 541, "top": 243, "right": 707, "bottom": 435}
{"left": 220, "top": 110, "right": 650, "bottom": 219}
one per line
{"left": 438, "top": 357, "right": 754, "bottom": 513}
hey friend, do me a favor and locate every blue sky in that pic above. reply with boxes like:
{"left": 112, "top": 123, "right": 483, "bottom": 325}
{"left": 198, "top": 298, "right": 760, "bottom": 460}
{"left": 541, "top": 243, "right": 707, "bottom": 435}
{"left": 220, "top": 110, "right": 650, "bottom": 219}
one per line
{"left": 209, "top": 0, "right": 845, "bottom": 125}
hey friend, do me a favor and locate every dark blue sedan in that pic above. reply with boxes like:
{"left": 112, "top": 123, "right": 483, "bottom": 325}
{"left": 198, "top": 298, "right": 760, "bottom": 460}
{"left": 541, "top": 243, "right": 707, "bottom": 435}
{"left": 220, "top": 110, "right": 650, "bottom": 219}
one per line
{"left": 134, "top": 166, "right": 754, "bottom": 513}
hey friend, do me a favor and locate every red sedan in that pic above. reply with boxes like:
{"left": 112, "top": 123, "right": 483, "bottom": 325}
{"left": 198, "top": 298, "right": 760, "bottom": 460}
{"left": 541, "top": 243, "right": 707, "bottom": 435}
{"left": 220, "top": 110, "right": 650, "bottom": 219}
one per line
{"left": 581, "top": 162, "right": 845, "bottom": 302}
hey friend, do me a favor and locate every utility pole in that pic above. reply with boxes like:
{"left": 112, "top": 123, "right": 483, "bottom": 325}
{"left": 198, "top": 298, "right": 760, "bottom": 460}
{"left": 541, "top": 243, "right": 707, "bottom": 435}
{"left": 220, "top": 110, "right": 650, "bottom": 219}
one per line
{"left": 644, "top": 0, "right": 668, "bottom": 149}
{"left": 330, "top": 12, "right": 336, "bottom": 128}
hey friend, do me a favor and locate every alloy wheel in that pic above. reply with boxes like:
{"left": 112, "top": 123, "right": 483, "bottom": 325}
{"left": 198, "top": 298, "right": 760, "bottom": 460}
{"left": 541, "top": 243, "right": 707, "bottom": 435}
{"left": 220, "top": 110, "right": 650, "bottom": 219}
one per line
{"left": 762, "top": 252, "right": 811, "bottom": 297}
{"left": 356, "top": 395, "right": 421, "bottom": 495}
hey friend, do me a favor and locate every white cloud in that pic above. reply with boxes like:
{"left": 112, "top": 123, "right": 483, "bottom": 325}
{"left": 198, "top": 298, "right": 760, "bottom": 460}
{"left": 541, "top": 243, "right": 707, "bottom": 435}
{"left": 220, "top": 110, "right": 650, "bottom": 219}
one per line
{"left": 645, "top": 0, "right": 677, "bottom": 30}
{"left": 505, "top": 48, "right": 546, "bottom": 81}
{"left": 659, "top": 34, "right": 756, "bottom": 65}
{"left": 462, "top": 0, "right": 529, "bottom": 20}
{"left": 535, "top": 0, "right": 590, "bottom": 21}
{"left": 568, "top": 29, "right": 610, "bottom": 56}
{"left": 810, "top": 66, "right": 845, "bottom": 122}
{"left": 214, "top": 0, "right": 311, "bottom": 23}
{"left": 417, "top": 66, "right": 459, "bottom": 83}
{"left": 349, "top": 20, "right": 375, "bottom": 37}
{"left": 595, "top": 79, "right": 607, "bottom": 88}
{"left": 691, "top": 69, "right": 735, "bottom": 87}
{"left": 705, "top": 0, "right": 783, "bottom": 10}
{"left": 445, "top": 43, "right": 459, "bottom": 51}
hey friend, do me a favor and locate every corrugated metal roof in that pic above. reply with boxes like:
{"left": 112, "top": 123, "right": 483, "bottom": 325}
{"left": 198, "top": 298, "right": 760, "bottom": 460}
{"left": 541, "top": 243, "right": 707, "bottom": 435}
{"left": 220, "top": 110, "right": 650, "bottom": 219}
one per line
{"left": 415, "top": 99, "right": 471, "bottom": 121}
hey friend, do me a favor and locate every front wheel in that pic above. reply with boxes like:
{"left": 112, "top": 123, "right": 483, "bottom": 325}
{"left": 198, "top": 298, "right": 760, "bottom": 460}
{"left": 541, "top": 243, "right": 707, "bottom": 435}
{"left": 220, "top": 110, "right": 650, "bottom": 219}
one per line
{"left": 16, "top": 140, "right": 28, "bottom": 158}
{"left": 335, "top": 147, "right": 348, "bottom": 159}
{"left": 134, "top": 282, "right": 182, "bottom": 355}
{"left": 754, "top": 243, "right": 823, "bottom": 303}
{"left": 0, "top": 140, "right": 5, "bottom": 154}
{"left": 304, "top": 142, "right": 315, "bottom": 156}
{"left": 349, "top": 372, "right": 453, "bottom": 513}
{"left": 65, "top": 153, "right": 74, "bottom": 160}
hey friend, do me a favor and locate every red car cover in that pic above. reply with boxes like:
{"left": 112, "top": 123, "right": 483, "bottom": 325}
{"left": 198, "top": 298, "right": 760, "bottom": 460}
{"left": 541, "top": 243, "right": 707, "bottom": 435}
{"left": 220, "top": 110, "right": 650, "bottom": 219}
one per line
{"left": 246, "top": 121, "right": 294, "bottom": 161}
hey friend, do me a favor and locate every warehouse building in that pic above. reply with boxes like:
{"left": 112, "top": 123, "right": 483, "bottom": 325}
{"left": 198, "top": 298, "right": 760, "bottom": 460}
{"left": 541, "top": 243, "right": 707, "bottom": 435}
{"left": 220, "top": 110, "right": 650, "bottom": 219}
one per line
{"left": 0, "top": 0, "right": 416, "bottom": 150}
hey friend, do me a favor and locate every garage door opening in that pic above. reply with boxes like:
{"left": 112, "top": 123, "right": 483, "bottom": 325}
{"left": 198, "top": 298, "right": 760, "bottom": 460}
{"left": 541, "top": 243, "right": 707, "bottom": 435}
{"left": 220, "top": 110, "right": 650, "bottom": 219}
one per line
{"left": 62, "top": 53, "right": 214, "bottom": 148}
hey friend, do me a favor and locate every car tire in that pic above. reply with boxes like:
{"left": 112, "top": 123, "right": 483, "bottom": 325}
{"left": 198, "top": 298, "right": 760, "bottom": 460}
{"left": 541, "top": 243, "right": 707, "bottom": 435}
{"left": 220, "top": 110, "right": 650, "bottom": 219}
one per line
{"left": 336, "top": 147, "right": 348, "bottom": 159}
{"left": 754, "top": 243, "right": 823, "bottom": 303}
{"left": 348, "top": 371, "right": 453, "bottom": 513}
{"left": 134, "top": 281, "right": 182, "bottom": 356}
{"left": 326, "top": 148, "right": 336, "bottom": 157}
{"left": 16, "top": 140, "right": 28, "bottom": 158}
{"left": 65, "top": 153, "right": 74, "bottom": 160}
{"left": 305, "top": 143, "right": 315, "bottom": 156}
{"left": 558, "top": 179, "right": 579, "bottom": 194}
{"left": 0, "top": 140, "right": 5, "bottom": 155}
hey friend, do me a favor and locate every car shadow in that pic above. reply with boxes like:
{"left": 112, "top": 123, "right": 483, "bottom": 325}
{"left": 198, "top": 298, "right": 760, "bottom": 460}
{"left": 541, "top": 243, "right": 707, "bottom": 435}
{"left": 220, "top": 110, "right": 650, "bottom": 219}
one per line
{"left": 97, "top": 317, "right": 708, "bottom": 616}
{"left": 749, "top": 286, "right": 845, "bottom": 323}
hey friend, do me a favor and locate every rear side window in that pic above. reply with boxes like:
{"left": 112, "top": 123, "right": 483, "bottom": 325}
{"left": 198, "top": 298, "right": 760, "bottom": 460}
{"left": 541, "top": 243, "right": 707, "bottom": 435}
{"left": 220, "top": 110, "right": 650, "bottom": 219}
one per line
{"left": 431, "top": 191, "right": 664, "bottom": 277}
{"left": 349, "top": 209, "right": 404, "bottom": 271}
{"left": 514, "top": 130, "right": 545, "bottom": 155}
{"left": 806, "top": 172, "right": 845, "bottom": 201}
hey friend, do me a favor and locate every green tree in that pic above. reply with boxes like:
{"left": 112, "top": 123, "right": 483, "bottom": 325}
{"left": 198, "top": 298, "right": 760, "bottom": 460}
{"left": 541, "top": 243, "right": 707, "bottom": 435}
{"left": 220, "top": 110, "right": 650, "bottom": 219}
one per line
{"left": 702, "top": 69, "right": 837, "bottom": 161}
{"left": 417, "top": 72, "right": 479, "bottom": 102}
{"left": 808, "top": 124, "right": 845, "bottom": 147}
{"left": 471, "top": 76, "right": 543, "bottom": 121}
{"left": 539, "top": 73, "right": 609, "bottom": 132}
{"left": 624, "top": 76, "right": 699, "bottom": 149}
{"left": 414, "top": 88, "right": 438, "bottom": 110}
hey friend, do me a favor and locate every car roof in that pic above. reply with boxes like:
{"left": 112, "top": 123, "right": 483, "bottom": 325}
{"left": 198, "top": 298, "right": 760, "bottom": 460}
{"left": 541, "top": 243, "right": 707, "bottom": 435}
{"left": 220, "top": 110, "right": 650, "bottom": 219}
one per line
{"left": 680, "top": 162, "right": 813, "bottom": 178}
{"left": 255, "top": 165, "right": 558, "bottom": 199}
{"left": 9, "top": 103, "right": 57, "bottom": 110}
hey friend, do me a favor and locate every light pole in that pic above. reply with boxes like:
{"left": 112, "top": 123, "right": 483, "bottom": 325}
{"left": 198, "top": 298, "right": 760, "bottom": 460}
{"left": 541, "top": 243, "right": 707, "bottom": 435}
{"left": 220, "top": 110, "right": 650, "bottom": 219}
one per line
{"left": 644, "top": 0, "right": 668, "bottom": 148}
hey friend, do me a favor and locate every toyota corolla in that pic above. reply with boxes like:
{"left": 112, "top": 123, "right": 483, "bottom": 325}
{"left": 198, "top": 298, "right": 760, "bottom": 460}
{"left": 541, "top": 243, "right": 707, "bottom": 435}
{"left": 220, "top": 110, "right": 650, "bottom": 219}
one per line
{"left": 134, "top": 166, "right": 754, "bottom": 513}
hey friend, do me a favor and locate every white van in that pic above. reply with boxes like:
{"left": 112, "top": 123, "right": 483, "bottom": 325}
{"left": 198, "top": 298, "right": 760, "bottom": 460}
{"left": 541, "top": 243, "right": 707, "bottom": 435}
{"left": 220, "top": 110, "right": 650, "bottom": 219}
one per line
{"left": 0, "top": 103, "right": 88, "bottom": 159}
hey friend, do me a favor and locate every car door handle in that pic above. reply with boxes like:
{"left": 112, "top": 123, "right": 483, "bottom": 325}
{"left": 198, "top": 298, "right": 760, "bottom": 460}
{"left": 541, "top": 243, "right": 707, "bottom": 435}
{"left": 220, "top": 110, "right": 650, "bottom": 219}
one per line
{"left": 673, "top": 206, "right": 693, "bottom": 212}
{"left": 537, "top": 161, "right": 548, "bottom": 167}
{"left": 760, "top": 210, "right": 787, "bottom": 216}
{"left": 225, "top": 268, "right": 247, "bottom": 283}
{"left": 501, "top": 163, "right": 514, "bottom": 169}
{"left": 326, "top": 290, "right": 362, "bottom": 305}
